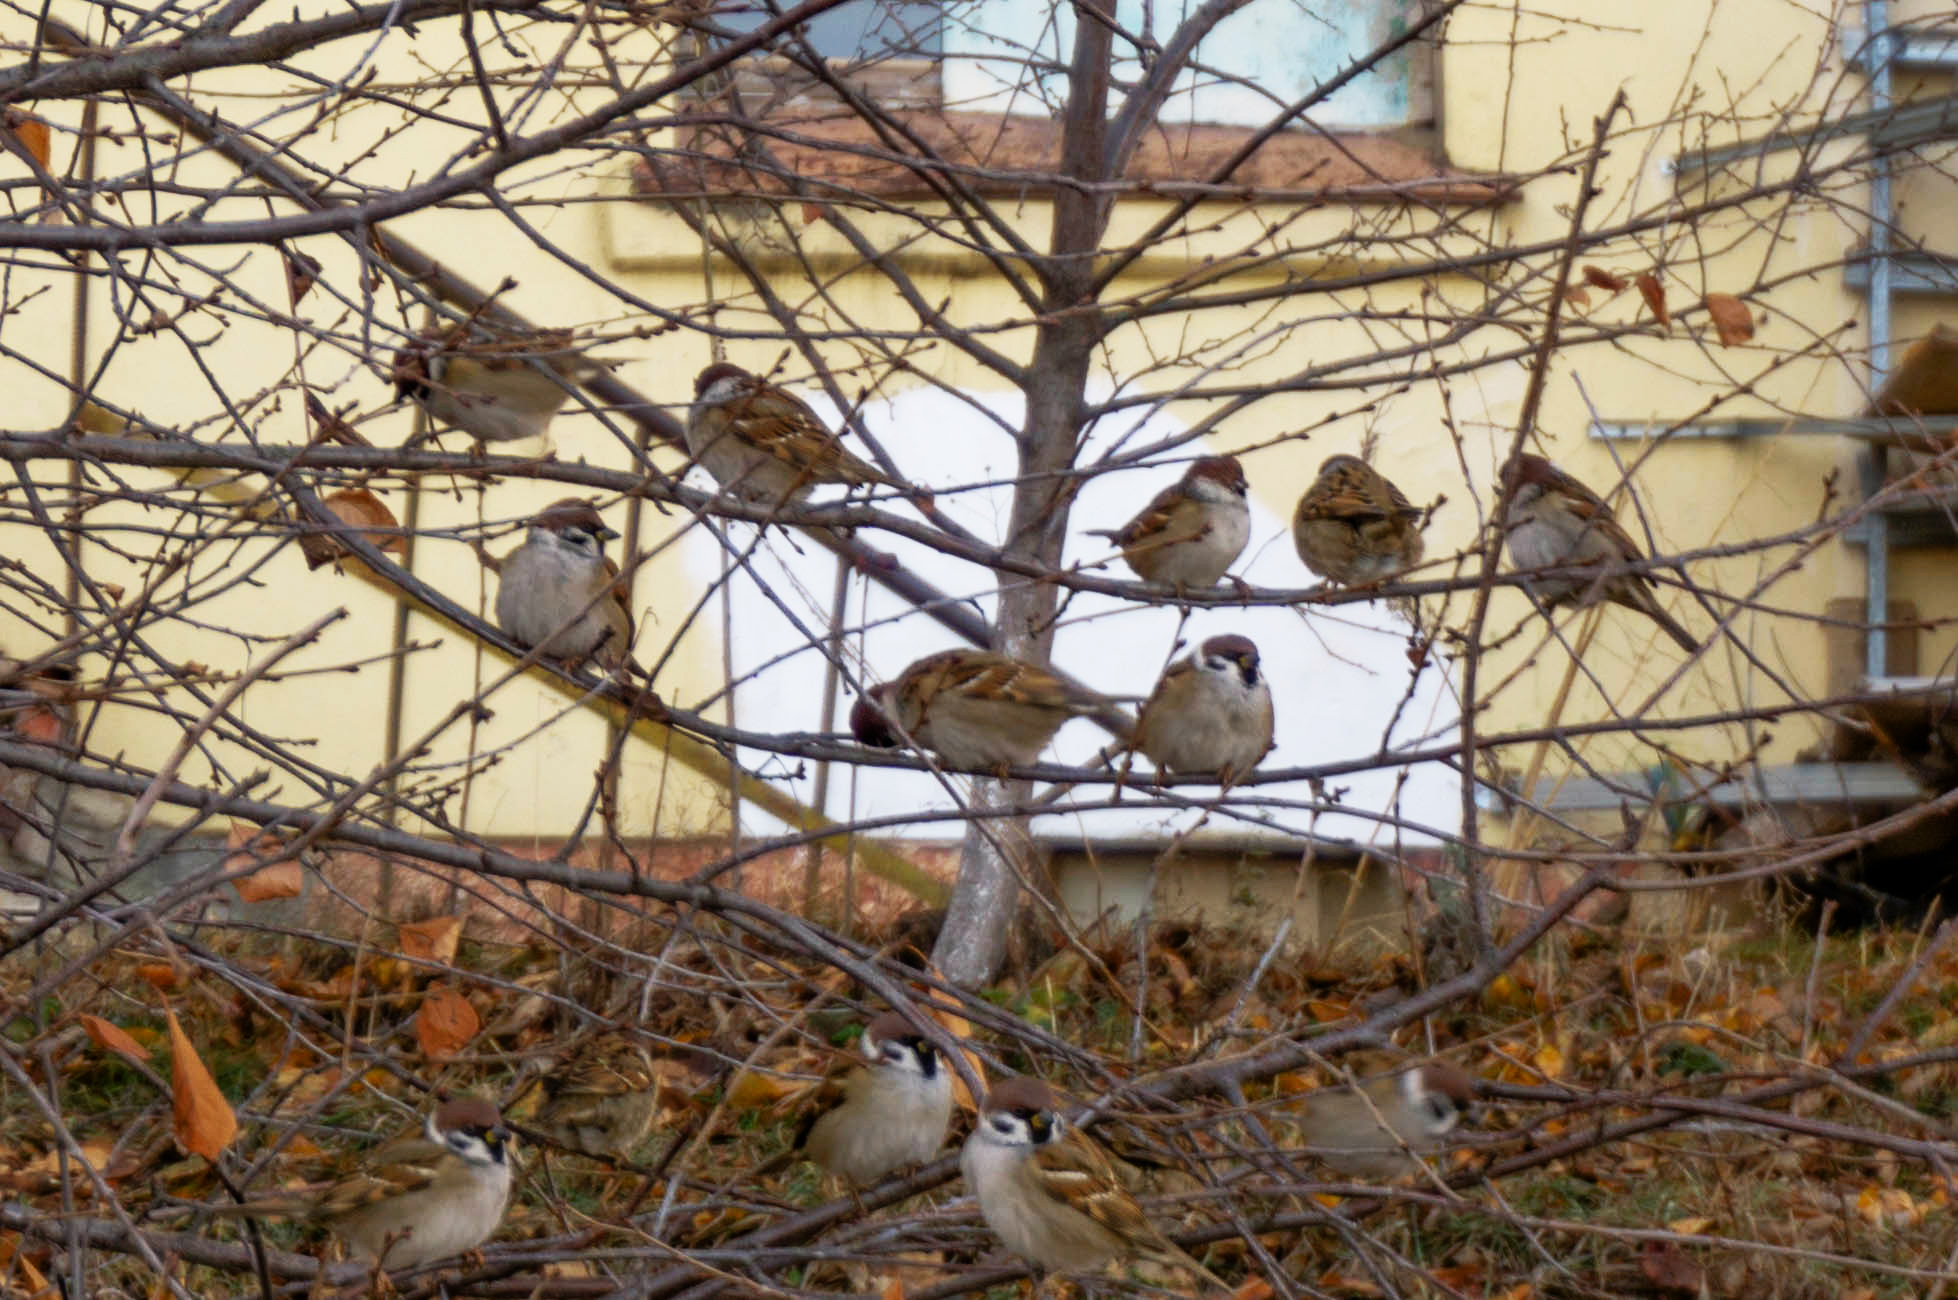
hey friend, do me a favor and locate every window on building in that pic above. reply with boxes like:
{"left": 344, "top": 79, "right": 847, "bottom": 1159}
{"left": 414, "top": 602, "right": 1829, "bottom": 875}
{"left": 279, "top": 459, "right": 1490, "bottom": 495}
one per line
{"left": 706, "top": 1, "right": 1431, "bottom": 129}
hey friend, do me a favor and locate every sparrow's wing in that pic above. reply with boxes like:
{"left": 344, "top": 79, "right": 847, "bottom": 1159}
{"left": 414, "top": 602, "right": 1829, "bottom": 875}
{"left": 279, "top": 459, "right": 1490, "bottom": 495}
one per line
{"left": 915, "top": 651, "right": 1104, "bottom": 717}
{"left": 1300, "top": 461, "right": 1413, "bottom": 524}
{"left": 725, "top": 385, "right": 892, "bottom": 487}
{"left": 1096, "top": 482, "right": 1208, "bottom": 547}
{"left": 1030, "top": 1129, "right": 1153, "bottom": 1244}
{"left": 1545, "top": 464, "right": 1655, "bottom": 570}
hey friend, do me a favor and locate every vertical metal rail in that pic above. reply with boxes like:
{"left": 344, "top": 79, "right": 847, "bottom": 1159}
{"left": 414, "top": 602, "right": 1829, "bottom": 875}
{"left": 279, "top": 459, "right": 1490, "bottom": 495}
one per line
{"left": 1865, "top": 0, "right": 1895, "bottom": 682}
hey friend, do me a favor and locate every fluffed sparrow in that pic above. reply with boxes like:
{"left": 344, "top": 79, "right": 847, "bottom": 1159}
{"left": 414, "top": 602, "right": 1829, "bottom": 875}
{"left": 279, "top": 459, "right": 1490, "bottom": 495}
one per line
{"left": 209, "top": 1097, "right": 513, "bottom": 1269}
{"left": 392, "top": 324, "right": 602, "bottom": 445}
{"left": 850, "top": 649, "right": 1120, "bottom": 770}
{"left": 1292, "top": 454, "right": 1426, "bottom": 585}
{"left": 1291, "top": 1062, "right": 1477, "bottom": 1179}
{"left": 687, "top": 362, "right": 904, "bottom": 502}
{"left": 1133, "top": 634, "right": 1273, "bottom": 785}
{"left": 1090, "top": 456, "right": 1249, "bottom": 589}
{"left": 1501, "top": 453, "right": 1698, "bottom": 652}
{"left": 495, "top": 499, "right": 635, "bottom": 671}
{"left": 962, "top": 1077, "right": 1226, "bottom": 1287}
{"left": 536, "top": 1034, "right": 663, "bottom": 1161}
{"left": 796, "top": 1011, "right": 955, "bottom": 1186}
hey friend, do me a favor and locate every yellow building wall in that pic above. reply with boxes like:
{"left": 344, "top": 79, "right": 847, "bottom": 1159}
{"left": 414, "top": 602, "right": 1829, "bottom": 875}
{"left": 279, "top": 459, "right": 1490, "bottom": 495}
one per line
{"left": 2, "top": 0, "right": 1942, "bottom": 844}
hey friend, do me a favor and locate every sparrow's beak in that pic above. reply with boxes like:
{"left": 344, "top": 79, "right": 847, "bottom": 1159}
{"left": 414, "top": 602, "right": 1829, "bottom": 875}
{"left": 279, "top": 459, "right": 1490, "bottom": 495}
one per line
{"left": 1027, "top": 1112, "right": 1052, "bottom": 1143}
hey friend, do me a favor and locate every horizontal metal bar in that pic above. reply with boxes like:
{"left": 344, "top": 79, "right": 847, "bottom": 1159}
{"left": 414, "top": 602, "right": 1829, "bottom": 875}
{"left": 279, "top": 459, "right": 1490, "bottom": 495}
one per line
{"left": 1844, "top": 247, "right": 1958, "bottom": 294}
{"left": 1591, "top": 416, "right": 1958, "bottom": 440}
{"left": 1843, "top": 509, "right": 1958, "bottom": 548}
{"left": 1672, "top": 91, "right": 1958, "bottom": 178}
{"left": 1860, "top": 675, "right": 1957, "bottom": 694}
{"left": 1530, "top": 763, "right": 1924, "bottom": 813}
{"left": 1842, "top": 26, "right": 1958, "bottom": 73}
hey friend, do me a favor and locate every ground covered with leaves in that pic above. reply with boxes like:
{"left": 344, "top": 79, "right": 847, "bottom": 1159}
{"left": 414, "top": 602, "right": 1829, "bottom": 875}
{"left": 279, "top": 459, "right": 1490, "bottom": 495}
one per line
{"left": 4, "top": 894, "right": 1957, "bottom": 1299}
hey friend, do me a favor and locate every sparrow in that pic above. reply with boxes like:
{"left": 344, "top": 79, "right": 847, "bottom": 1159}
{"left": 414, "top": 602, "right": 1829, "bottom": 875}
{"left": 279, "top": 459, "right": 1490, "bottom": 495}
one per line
{"left": 494, "top": 499, "right": 635, "bottom": 670}
{"left": 686, "top": 362, "right": 905, "bottom": 502}
{"left": 1290, "top": 1062, "right": 1477, "bottom": 1179}
{"left": 1132, "top": 634, "right": 1273, "bottom": 786}
{"left": 392, "top": 323, "right": 603, "bottom": 445}
{"left": 849, "top": 649, "right": 1122, "bottom": 771}
{"left": 1292, "top": 454, "right": 1427, "bottom": 585}
{"left": 536, "top": 1034, "right": 663, "bottom": 1160}
{"left": 961, "top": 1077, "right": 1226, "bottom": 1287}
{"left": 796, "top": 1011, "right": 955, "bottom": 1186}
{"left": 1089, "top": 456, "right": 1249, "bottom": 589}
{"left": 1501, "top": 453, "right": 1698, "bottom": 652}
{"left": 209, "top": 1097, "right": 513, "bottom": 1269}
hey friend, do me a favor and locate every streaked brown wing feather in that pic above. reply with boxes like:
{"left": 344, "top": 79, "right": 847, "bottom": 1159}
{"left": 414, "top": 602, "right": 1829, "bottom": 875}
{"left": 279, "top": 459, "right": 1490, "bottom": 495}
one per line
{"left": 1032, "top": 1130, "right": 1152, "bottom": 1243}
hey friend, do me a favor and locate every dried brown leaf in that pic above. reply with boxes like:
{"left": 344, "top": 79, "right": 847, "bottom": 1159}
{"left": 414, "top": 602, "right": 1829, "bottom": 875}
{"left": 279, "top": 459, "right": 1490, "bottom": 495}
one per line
{"left": 1636, "top": 272, "right": 1670, "bottom": 331}
{"left": 166, "top": 1006, "right": 236, "bottom": 1160}
{"left": 415, "top": 984, "right": 479, "bottom": 1060}
{"left": 300, "top": 488, "right": 404, "bottom": 570}
{"left": 397, "top": 914, "right": 462, "bottom": 965}
{"left": 80, "top": 1014, "right": 151, "bottom": 1064}
{"left": 232, "top": 859, "right": 303, "bottom": 903}
{"left": 1582, "top": 265, "right": 1628, "bottom": 291}
{"left": 1639, "top": 1241, "right": 1701, "bottom": 1295}
{"left": 1560, "top": 284, "right": 1591, "bottom": 309}
{"left": 282, "top": 248, "right": 322, "bottom": 308}
{"left": 1704, "top": 293, "right": 1755, "bottom": 346}
{"left": 3, "top": 110, "right": 51, "bottom": 170}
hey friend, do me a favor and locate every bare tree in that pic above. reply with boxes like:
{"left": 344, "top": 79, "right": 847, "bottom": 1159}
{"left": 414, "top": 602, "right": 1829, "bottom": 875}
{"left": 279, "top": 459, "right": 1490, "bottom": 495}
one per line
{"left": 3, "top": 0, "right": 1958, "bottom": 1294}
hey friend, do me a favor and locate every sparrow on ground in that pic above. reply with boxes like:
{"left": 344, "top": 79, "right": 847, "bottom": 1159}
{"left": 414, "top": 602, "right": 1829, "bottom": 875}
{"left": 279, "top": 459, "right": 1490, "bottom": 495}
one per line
{"left": 1132, "top": 634, "right": 1273, "bottom": 786}
{"left": 392, "top": 324, "right": 603, "bottom": 445}
{"left": 961, "top": 1077, "right": 1227, "bottom": 1287}
{"left": 796, "top": 1011, "right": 955, "bottom": 1186}
{"left": 1501, "top": 453, "right": 1698, "bottom": 652}
{"left": 536, "top": 1034, "right": 664, "bottom": 1160}
{"left": 1291, "top": 1062, "right": 1477, "bottom": 1179}
{"left": 1089, "top": 456, "right": 1249, "bottom": 590}
{"left": 850, "top": 649, "right": 1122, "bottom": 771}
{"left": 208, "top": 1097, "right": 513, "bottom": 1269}
{"left": 1292, "top": 454, "right": 1427, "bottom": 586}
{"left": 495, "top": 499, "right": 635, "bottom": 671}
{"left": 686, "top": 362, "right": 906, "bottom": 503}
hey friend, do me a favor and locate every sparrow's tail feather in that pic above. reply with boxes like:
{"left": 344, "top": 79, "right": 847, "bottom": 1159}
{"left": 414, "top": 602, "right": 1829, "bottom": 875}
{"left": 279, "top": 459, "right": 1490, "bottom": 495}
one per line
{"left": 1621, "top": 587, "right": 1700, "bottom": 654}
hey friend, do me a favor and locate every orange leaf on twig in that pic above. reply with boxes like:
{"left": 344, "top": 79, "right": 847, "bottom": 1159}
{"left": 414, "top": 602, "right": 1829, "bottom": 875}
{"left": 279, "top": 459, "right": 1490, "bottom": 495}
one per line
{"left": 299, "top": 488, "right": 404, "bottom": 570}
{"left": 80, "top": 1015, "right": 151, "bottom": 1064}
{"left": 166, "top": 1007, "right": 236, "bottom": 1160}
{"left": 282, "top": 248, "right": 322, "bottom": 308}
{"left": 1636, "top": 272, "right": 1670, "bottom": 332}
{"left": 415, "top": 984, "right": 479, "bottom": 1060}
{"left": 2, "top": 109, "right": 51, "bottom": 170}
{"left": 1582, "top": 265, "right": 1628, "bottom": 291}
{"left": 1703, "top": 293, "right": 1755, "bottom": 346}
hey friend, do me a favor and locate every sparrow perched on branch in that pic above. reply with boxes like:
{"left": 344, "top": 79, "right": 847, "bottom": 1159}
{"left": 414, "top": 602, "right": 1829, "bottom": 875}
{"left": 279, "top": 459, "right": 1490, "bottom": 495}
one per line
{"left": 850, "top": 649, "right": 1124, "bottom": 771}
{"left": 536, "top": 1034, "right": 664, "bottom": 1161}
{"left": 1501, "top": 453, "right": 1698, "bottom": 652}
{"left": 686, "top": 362, "right": 907, "bottom": 503}
{"left": 1290, "top": 1062, "right": 1477, "bottom": 1179}
{"left": 1132, "top": 634, "right": 1273, "bottom": 786}
{"left": 495, "top": 499, "right": 635, "bottom": 671}
{"left": 796, "top": 1011, "right": 955, "bottom": 1186}
{"left": 1089, "top": 456, "right": 1250, "bottom": 590}
{"left": 208, "top": 1097, "right": 513, "bottom": 1269}
{"left": 962, "top": 1077, "right": 1227, "bottom": 1287}
{"left": 1292, "top": 454, "right": 1427, "bottom": 586}
{"left": 392, "top": 324, "right": 603, "bottom": 445}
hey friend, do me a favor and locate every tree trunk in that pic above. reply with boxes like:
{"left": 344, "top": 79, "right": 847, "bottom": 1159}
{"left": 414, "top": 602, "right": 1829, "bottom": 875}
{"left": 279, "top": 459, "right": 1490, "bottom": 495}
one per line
{"left": 933, "top": 0, "right": 1115, "bottom": 988}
